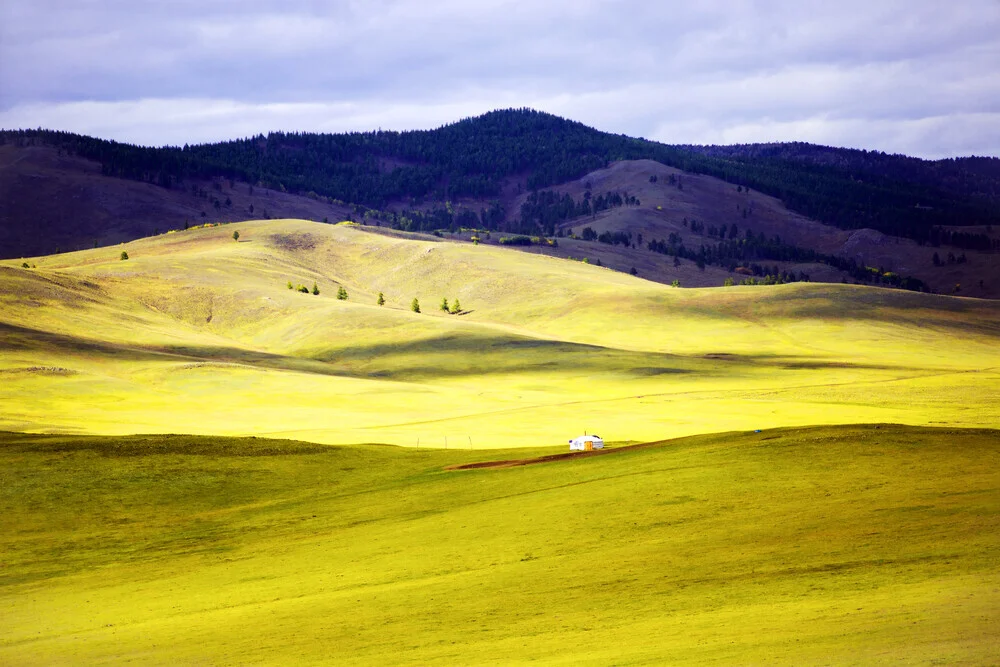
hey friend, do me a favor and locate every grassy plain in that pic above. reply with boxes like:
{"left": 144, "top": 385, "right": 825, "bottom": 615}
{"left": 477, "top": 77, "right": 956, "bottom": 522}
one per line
{"left": 2, "top": 219, "right": 999, "bottom": 447}
{"left": 1, "top": 425, "right": 998, "bottom": 665}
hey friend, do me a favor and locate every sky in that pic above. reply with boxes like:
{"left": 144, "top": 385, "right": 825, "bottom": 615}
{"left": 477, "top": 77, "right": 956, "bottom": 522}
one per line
{"left": 1, "top": 1, "right": 998, "bottom": 158}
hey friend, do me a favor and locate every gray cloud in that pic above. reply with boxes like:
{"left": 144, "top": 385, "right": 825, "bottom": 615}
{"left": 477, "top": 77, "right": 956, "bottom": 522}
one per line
{"left": 1, "top": 0, "right": 998, "bottom": 157}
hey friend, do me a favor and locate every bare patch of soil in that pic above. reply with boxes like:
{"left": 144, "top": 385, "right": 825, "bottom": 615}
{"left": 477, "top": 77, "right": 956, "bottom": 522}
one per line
{"left": 445, "top": 440, "right": 659, "bottom": 470}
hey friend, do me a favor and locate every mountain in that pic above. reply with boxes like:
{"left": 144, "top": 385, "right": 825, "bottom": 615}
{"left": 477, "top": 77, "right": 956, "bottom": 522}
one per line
{"left": 3, "top": 109, "right": 999, "bottom": 296}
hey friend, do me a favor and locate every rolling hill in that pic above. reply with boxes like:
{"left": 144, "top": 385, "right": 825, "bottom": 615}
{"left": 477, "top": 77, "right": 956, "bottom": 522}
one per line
{"left": 2, "top": 217, "right": 999, "bottom": 664}
{"left": 2, "top": 218, "right": 999, "bottom": 447}
{"left": 4, "top": 109, "right": 999, "bottom": 297}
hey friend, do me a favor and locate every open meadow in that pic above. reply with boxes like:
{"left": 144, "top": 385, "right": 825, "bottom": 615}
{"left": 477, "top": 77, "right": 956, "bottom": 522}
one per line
{"left": 1, "top": 426, "right": 997, "bottom": 664}
{"left": 2, "top": 219, "right": 999, "bottom": 447}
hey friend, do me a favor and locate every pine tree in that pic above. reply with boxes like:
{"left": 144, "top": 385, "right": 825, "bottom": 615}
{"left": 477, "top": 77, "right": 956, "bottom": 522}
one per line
{"left": 120, "top": 251, "right": 129, "bottom": 260}
{"left": 233, "top": 230, "right": 240, "bottom": 242}
{"left": 450, "top": 298, "right": 461, "bottom": 314}
{"left": 377, "top": 292, "right": 385, "bottom": 306}
{"left": 337, "top": 286, "right": 348, "bottom": 300}
{"left": 312, "top": 282, "right": 320, "bottom": 295}
{"left": 411, "top": 298, "right": 420, "bottom": 313}
{"left": 440, "top": 297, "right": 449, "bottom": 312}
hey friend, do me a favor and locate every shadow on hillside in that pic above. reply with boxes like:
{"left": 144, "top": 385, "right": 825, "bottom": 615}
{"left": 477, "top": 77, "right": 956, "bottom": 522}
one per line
{"left": 1, "top": 323, "right": 933, "bottom": 384}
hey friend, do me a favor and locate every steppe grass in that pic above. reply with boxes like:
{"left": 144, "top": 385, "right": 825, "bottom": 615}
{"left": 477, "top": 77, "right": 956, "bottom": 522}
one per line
{"left": 1, "top": 220, "right": 999, "bottom": 446}
{"left": 1, "top": 425, "right": 997, "bottom": 665}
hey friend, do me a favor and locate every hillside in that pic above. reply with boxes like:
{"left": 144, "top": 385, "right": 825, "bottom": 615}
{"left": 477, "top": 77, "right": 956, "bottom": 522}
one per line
{"left": 2, "top": 425, "right": 998, "bottom": 664}
{"left": 0, "top": 142, "right": 352, "bottom": 258}
{"left": 451, "top": 159, "right": 999, "bottom": 298}
{"left": 3, "top": 109, "right": 999, "bottom": 298}
{"left": 2, "top": 219, "right": 999, "bottom": 447}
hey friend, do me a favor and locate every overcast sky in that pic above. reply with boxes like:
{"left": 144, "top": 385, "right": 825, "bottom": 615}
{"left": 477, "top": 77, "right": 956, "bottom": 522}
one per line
{"left": 1, "top": 1, "right": 998, "bottom": 158}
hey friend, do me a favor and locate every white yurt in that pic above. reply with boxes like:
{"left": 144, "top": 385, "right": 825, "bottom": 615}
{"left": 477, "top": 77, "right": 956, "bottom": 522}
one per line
{"left": 569, "top": 434, "right": 604, "bottom": 451}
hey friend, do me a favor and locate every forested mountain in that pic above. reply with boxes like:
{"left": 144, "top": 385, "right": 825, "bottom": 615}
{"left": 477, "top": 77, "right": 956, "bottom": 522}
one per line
{"left": 4, "top": 109, "right": 999, "bottom": 245}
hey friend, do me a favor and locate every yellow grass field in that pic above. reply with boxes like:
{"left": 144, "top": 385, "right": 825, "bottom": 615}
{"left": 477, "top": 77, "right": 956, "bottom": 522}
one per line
{"left": 2, "top": 219, "right": 999, "bottom": 447}
{"left": 2, "top": 219, "right": 999, "bottom": 664}
{"left": 0, "top": 221, "right": 1000, "bottom": 448}
{"left": 1, "top": 426, "right": 997, "bottom": 665}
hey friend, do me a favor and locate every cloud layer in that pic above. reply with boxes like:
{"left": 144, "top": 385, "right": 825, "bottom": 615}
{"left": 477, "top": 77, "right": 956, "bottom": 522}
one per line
{"left": 2, "top": 1, "right": 998, "bottom": 157}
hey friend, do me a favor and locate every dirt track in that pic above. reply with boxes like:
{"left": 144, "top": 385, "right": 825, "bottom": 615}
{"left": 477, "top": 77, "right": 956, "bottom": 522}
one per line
{"left": 444, "top": 440, "right": 659, "bottom": 471}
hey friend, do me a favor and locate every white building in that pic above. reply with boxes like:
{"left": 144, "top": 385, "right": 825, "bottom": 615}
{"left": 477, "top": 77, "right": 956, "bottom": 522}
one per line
{"left": 569, "top": 434, "right": 604, "bottom": 451}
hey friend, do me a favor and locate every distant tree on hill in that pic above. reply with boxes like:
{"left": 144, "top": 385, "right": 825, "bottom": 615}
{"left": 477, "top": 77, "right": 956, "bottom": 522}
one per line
{"left": 440, "top": 297, "right": 449, "bottom": 312}
{"left": 337, "top": 286, "right": 348, "bottom": 300}
{"left": 287, "top": 281, "right": 293, "bottom": 289}
{"left": 411, "top": 298, "right": 420, "bottom": 313}
{"left": 21, "top": 262, "right": 29, "bottom": 268}
{"left": 671, "top": 279, "right": 680, "bottom": 287}
{"left": 120, "top": 250, "right": 128, "bottom": 260}
{"left": 312, "top": 282, "right": 320, "bottom": 295}
{"left": 377, "top": 292, "right": 385, "bottom": 306}
{"left": 233, "top": 230, "right": 240, "bottom": 242}
{"left": 450, "top": 298, "right": 461, "bottom": 314}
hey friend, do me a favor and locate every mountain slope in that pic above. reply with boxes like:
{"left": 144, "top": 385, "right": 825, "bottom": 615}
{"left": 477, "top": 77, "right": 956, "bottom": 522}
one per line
{"left": 472, "top": 159, "right": 1000, "bottom": 298}
{"left": 0, "top": 142, "right": 353, "bottom": 258}
{"left": 4, "top": 110, "right": 999, "bottom": 298}
{"left": 2, "top": 219, "right": 998, "bottom": 446}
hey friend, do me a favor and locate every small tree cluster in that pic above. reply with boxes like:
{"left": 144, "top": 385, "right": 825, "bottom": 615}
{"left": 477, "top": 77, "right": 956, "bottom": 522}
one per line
{"left": 336, "top": 286, "right": 348, "bottom": 300}
{"left": 440, "top": 297, "right": 462, "bottom": 314}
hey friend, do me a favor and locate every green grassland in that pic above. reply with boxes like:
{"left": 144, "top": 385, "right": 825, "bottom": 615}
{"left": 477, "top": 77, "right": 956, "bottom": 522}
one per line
{"left": 1, "top": 425, "right": 997, "bottom": 664}
{"left": 2, "top": 219, "right": 999, "bottom": 447}
{"left": 2, "top": 219, "right": 999, "bottom": 664}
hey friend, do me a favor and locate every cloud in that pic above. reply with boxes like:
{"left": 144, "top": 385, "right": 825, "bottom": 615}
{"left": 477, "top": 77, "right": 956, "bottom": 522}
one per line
{"left": 1, "top": 0, "right": 997, "bottom": 157}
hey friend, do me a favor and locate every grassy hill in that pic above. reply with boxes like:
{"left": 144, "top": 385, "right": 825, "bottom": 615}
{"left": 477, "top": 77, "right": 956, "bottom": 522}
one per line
{"left": 1, "top": 425, "right": 997, "bottom": 664}
{"left": 2, "top": 218, "right": 999, "bottom": 664}
{"left": 2, "top": 218, "right": 999, "bottom": 447}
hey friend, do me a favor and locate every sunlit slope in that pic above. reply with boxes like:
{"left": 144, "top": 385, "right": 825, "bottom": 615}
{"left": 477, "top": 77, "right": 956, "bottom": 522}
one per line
{"left": 2, "top": 219, "right": 999, "bottom": 446}
{"left": 1, "top": 426, "right": 998, "bottom": 664}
